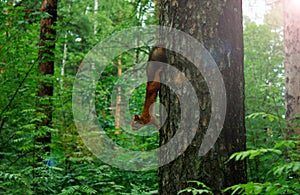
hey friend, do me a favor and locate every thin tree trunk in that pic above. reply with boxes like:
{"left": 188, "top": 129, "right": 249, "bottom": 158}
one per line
{"left": 61, "top": 32, "right": 67, "bottom": 83}
{"left": 159, "top": 0, "right": 246, "bottom": 194}
{"left": 115, "top": 58, "right": 122, "bottom": 128}
{"left": 284, "top": 0, "right": 300, "bottom": 135}
{"left": 36, "top": 0, "right": 58, "bottom": 159}
{"left": 94, "top": 0, "right": 98, "bottom": 35}
{"left": 61, "top": 0, "right": 71, "bottom": 82}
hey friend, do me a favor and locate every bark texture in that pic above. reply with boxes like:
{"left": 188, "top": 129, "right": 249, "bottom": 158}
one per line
{"left": 36, "top": 0, "right": 58, "bottom": 155}
{"left": 158, "top": 1, "right": 246, "bottom": 194}
{"left": 284, "top": 0, "right": 300, "bottom": 135}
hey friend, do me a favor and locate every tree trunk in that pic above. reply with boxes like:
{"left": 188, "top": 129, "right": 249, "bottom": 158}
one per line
{"left": 36, "top": 0, "right": 58, "bottom": 159}
{"left": 94, "top": 0, "right": 98, "bottom": 35}
{"left": 158, "top": 0, "right": 246, "bottom": 194}
{"left": 284, "top": 0, "right": 300, "bottom": 135}
{"left": 115, "top": 58, "right": 122, "bottom": 128}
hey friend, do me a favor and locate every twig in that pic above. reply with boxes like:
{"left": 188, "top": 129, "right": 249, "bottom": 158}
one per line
{"left": 0, "top": 58, "right": 38, "bottom": 122}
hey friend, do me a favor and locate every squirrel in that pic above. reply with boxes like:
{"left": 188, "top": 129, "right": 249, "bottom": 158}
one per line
{"left": 132, "top": 47, "right": 167, "bottom": 130}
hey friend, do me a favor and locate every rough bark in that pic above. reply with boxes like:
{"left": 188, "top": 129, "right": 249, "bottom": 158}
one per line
{"left": 36, "top": 0, "right": 58, "bottom": 156}
{"left": 284, "top": 0, "right": 300, "bottom": 135}
{"left": 158, "top": 0, "right": 246, "bottom": 194}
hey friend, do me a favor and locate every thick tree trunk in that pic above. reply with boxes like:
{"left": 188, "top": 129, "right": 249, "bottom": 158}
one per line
{"left": 284, "top": 0, "right": 300, "bottom": 135}
{"left": 158, "top": 1, "right": 246, "bottom": 194}
{"left": 36, "top": 0, "right": 58, "bottom": 157}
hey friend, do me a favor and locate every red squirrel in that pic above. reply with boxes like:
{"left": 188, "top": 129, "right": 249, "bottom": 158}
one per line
{"left": 132, "top": 47, "right": 167, "bottom": 130}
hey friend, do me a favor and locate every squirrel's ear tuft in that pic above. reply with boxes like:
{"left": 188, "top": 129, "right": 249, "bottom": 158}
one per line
{"left": 134, "top": 115, "right": 140, "bottom": 120}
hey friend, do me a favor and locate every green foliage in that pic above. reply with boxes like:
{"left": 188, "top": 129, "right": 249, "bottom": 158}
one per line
{"left": 0, "top": 0, "right": 158, "bottom": 194}
{"left": 122, "top": 183, "right": 158, "bottom": 195}
{"left": 59, "top": 185, "right": 97, "bottom": 195}
{"left": 225, "top": 140, "right": 300, "bottom": 195}
{"left": 0, "top": 0, "right": 297, "bottom": 194}
{"left": 225, "top": 5, "right": 299, "bottom": 195}
{"left": 178, "top": 181, "right": 213, "bottom": 195}
{"left": 227, "top": 148, "right": 282, "bottom": 161}
{"left": 243, "top": 11, "right": 286, "bottom": 184}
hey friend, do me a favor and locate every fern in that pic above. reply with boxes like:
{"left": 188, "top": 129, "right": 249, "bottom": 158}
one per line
{"left": 226, "top": 139, "right": 300, "bottom": 195}
{"left": 178, "top": 181, "right": 213, "bottom": 195}
{"left": 227, "top": 148, "right": 282, "bottom": 162}
{"left": 59, "top": 185, "right": 97, "bottom": 195}
{"left": 0, "top": 171, "right": 28, "bottom": 185}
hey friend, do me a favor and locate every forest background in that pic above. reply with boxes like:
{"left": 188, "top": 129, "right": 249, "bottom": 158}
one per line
{"left": 0, "top": 0, "right": 299, "bottom": 194}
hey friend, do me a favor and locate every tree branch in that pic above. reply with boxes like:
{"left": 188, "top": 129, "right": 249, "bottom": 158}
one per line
{"left": 0, "top": 59, "right": 38, "bottom": 123}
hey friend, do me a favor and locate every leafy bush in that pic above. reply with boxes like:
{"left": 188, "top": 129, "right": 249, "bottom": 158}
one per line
{"left": 225, "top": 139, "right": 300, "bottom": 195}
